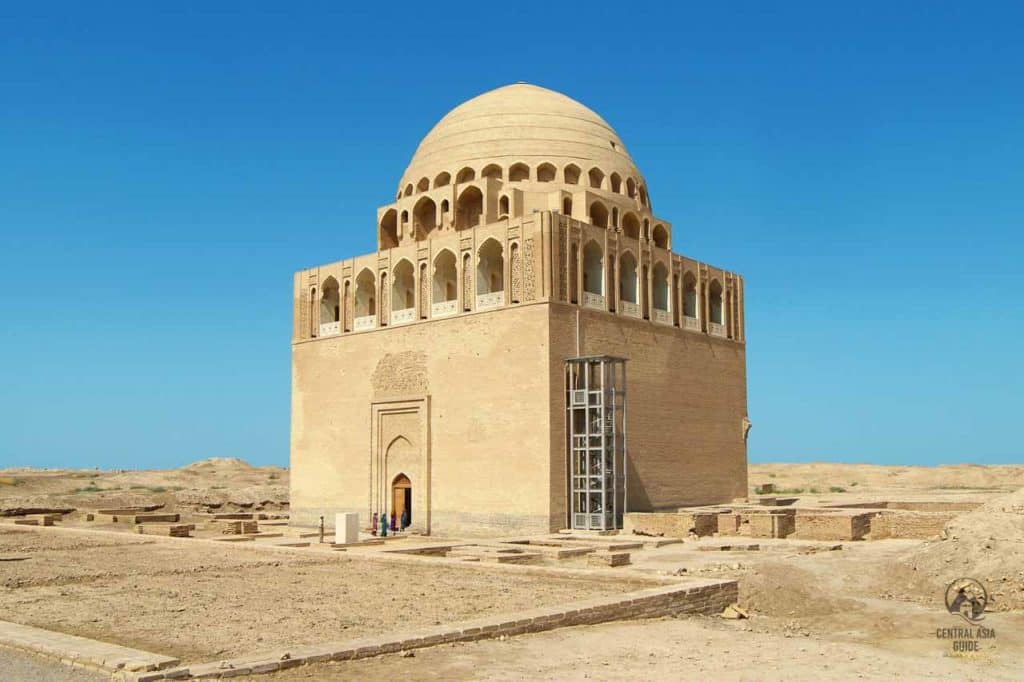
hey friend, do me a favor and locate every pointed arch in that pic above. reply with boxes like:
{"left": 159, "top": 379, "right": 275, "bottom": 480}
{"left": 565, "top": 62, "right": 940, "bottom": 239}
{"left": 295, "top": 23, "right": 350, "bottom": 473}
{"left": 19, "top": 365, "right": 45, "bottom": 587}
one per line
{"left": 499, "top": 195, "right": 510, "bottom": 217}
{"left": 456, "top": 166, "right": 475, "bottom": 183}
{"left": 588, "top": 167, "right": 604, "bottom": 189}
{"left": 626, "top": 177, "right": 636, "bottom": 198}
{"left": 683, "top": 271, "right": 698, "bottom": 319}
{"left": 583, "top": 240, "right": 603, "bottom": 296}
{"left": 622, "top": 212, "right": 641, "bottom": 240}
{"left": 652, "top": 224, "right": 669, "bottom": 249}
{"left": 562, "top": 196, "right": 573, "bottom": 217}
{"left": 355, "top": 269, "right": 377, "bottom": 318}
{"left": 403, "top": 183, "right": 413, "bottom": 197}
{"left": 432, "top": 249, "right": 457, "bottom": 304}
{"left": 413, "top": 196, "right": 437, "bottom": 240}
{"left": 564, "top": 164, "right": 581, "bottom": 185}
{"left": 379, "top": 209, "right": 398, "bottom": 249}
{"left": 391, "top": 259, "right": 415, "bottom": 312}
{"left": 416, "top": 177, "right": 429, "bottom": 193}
{"left": 481, "top": 164, "right": 503, "bottom": 180}
{"left": 434, "top": 171, "right": 451, "bottom": 188}
{"left": 610, "top": 172, "right": 622, "bottom": 193}
{"left": 619, "top": 251, "right": 638, "bottom": 304}
{"left": 509, "top": 162, "right": 530, "bottom": 182}
{"left": 476, "top": 238, "right": 504, "bottom": 295}
{"left": 456, "top": 186, "right": 483, "bottom": 229}
{"left": 320, "top": 276, "right": 340, "bottom": 324}
{"left": 652, "top": 262, "right": 670, "bottom": 312}
{"left": 589, "top": 201, "right": 609, "bottom": 228}
{"left": 709, "top": 279, "right": 724, "bottom": 325}
{"left": 537, "top": 162, "right": 556, "bottom": 182}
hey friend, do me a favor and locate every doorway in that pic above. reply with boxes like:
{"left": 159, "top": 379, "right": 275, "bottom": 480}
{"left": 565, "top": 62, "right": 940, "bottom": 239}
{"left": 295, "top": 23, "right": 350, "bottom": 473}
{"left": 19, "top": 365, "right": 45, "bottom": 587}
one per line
{"left": 391, "top": 473, "right": 411, "bottom": 526}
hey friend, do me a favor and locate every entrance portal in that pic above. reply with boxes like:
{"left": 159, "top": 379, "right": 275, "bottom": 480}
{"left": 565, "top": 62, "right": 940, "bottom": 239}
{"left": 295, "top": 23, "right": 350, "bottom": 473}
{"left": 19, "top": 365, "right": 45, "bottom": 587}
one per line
{"left": 392, "top": 473, "right": 412, "bottom": 526}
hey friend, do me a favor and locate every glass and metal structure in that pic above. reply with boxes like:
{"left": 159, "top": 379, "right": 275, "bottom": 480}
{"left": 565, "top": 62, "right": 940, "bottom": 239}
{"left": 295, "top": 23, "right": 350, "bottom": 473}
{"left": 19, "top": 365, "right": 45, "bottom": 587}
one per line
{"left": 565, "top": 356, "right": 627, "bottom": 530}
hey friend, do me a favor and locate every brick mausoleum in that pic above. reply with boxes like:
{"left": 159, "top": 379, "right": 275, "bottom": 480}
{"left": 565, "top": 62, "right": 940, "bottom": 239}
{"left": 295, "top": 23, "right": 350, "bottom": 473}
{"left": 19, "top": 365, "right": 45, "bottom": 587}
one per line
{"left": 290, "top": 83, "right": 749, "bottom": 536}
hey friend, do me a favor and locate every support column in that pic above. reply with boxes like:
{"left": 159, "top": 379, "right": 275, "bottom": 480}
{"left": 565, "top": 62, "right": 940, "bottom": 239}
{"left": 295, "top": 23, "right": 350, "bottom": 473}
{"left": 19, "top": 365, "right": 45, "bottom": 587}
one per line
{"left": 702, "top": 273, "right": 710, "bottom": 333}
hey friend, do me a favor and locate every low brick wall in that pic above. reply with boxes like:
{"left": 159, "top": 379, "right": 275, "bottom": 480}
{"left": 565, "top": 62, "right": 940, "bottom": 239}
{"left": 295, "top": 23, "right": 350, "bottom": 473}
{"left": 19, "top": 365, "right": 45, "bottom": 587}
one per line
{"left": 129, "top": 579, "right": 738, "bottom": 680}
{"left": 791, "top": 511, "right": 874, "bottom": 540}
{"left": 624, "top": 512, "right": 718, "bottom": 538}
{"left": 716, "top": 512, "right": 741, "bottom": 535}
{"left": 748, "top": 512, "right": 796, "bottom": 538}
{"left": 886, "top": 501, "right": 981, "bottom": 513}
{"left": 871, "top": 511, "right": 958, "bottom": 539}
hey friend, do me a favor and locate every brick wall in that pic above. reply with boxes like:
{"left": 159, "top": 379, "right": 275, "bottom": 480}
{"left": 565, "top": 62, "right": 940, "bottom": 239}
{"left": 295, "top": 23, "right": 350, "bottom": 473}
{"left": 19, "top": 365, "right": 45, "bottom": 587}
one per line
{"left": 623, "top": 512, "right": 718, "bottom": 537}
{"left": 748, "top": 511, "right": 796, "bottom": 538}
{"left": 870, "top": 511, "right": 957, "bottom": 539}
{"left": 791, "top": 511, "right": 874, "bottom": 541}
{"left": 549, "top": 306, "right": 749, "bottom": 513}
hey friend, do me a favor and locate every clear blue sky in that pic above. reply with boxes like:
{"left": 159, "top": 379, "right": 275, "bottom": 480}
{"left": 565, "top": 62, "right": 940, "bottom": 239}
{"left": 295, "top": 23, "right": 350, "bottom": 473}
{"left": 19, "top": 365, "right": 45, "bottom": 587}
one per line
{"left": 2, "top": 3, "right": 1021, "bottom": 469}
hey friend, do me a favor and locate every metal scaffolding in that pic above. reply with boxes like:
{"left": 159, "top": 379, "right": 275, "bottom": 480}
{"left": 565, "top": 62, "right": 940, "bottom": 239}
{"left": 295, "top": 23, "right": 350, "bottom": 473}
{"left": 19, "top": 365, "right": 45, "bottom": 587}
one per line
{"left": 565, "top": 356, "right": 627, "bottom": 531}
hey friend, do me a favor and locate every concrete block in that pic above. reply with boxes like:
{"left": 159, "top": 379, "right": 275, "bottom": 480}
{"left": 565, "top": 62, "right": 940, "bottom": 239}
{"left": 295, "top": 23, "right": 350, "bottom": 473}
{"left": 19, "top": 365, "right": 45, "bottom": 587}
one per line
{"left": 335, "top": 512, "right": 359, "bottom": 545}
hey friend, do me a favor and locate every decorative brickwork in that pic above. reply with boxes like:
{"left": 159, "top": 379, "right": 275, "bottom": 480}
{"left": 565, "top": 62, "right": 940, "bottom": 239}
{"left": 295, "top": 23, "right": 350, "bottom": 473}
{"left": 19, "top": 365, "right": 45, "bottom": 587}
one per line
{"left": 522, "top": 239, "right": 536, "bottom": 301}
{"left": 299, "top": 288, "right": 310, "bottom": 341}
{"left": 569, "top": 241, "right": 578, "bottom": 303}
{"left": 561, "top": 224, "right": 569, "bottom": 299}
{"left": 607, "top": 260, "right": 616, "bottom": 311}
{"left": 344, "top": 281, "right": 353, "bottom": 332}
{"left": 371, "top": 352, "right": 429, "bottom": 398}
{"left": 419, "top": 265, "right": 429, "bottom": 317}
{"left": 510, "top": 242, "right": 522, "bottom": 303}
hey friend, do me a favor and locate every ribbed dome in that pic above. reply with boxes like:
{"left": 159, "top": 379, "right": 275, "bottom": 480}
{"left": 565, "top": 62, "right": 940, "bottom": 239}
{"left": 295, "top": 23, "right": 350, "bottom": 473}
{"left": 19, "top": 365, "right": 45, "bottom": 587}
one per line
{"left": 399, "top": 84, "right": 645, "bottom": 196}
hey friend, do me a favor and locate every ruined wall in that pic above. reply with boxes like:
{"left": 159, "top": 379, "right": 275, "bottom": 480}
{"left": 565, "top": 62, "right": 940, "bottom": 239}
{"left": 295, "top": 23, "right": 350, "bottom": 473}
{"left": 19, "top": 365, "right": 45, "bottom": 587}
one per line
{"left": 623, "top": 512, "right": 718, "bottom": 538}
{"left": 291, "top": 304, "right": 553, "bottom": 536}
{"left": 791, "top": 511, "right": 875, "bottom": 541}
{"left": 548, "top": 305, "right": 748, "bottom": 517}
{"left": 871, "top": 511, "right": 958, "bottom": 539}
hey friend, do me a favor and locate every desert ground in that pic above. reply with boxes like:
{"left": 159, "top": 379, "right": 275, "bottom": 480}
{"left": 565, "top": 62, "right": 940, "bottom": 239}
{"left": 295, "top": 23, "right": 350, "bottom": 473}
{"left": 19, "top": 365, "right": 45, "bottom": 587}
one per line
{"left": 1, "top": 459, "right": 1023, "bottom": 680}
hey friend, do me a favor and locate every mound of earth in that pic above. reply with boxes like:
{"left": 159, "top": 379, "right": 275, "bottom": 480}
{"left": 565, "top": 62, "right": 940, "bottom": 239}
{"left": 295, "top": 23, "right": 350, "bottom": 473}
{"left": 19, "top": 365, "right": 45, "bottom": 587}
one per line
{"left": 180, "top": 457, "right": 254, "bottom": 472}
{"left": 173, "top": 484, "right": 289, "bottom": 510}
{"left": 900, "top": 487, "right": 1024, "bottom": 611}
{"left": 739, "top": 562, "right": 861, "bottom": 618}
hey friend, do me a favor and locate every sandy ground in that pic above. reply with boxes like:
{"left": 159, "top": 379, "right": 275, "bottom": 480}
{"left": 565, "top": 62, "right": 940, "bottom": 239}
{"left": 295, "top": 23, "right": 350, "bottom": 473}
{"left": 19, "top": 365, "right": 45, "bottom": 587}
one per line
{"left": 2, "top": 459, "right": 1023, "bottom": 681}
{"left": 748, "top": 462, "right": 1024, "bottom": 498}
{"left": 268, "top": 617, "right": 1020, "bottom": 681}
{"left": 0, "top": 528, "right": 643, "bottom": 663}
{"left": 0, "top": 458, "right": 288, "bottom": 517}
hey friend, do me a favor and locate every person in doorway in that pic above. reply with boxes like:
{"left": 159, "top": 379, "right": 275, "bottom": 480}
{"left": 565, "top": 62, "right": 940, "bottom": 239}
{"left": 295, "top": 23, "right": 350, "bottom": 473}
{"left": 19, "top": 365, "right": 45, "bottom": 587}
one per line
{"left": 390, "top": 512, "right": 397, "bottom": 531}
{"left": 401, "top": 507, "right": 410, "bottom": 530}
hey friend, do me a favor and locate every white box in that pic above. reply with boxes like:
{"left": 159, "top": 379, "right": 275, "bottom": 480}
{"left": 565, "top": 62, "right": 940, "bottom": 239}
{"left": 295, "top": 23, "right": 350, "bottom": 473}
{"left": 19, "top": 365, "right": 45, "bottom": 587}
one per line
{"left": 335, "top": 512, "right": 359, "bottom": 545}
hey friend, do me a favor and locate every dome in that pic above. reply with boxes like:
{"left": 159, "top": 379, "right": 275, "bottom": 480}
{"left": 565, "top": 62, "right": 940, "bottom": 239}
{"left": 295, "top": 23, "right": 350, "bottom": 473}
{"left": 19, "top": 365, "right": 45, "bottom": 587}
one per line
{"left": 398, "top": 84, "right": 646, "bottom": 200}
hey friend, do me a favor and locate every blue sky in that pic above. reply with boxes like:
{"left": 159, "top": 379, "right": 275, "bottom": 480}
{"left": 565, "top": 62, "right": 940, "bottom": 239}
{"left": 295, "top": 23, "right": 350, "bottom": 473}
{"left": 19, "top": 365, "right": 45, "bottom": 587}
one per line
{"left": 1, "top": 3, "right": 1021, "bottom": 469}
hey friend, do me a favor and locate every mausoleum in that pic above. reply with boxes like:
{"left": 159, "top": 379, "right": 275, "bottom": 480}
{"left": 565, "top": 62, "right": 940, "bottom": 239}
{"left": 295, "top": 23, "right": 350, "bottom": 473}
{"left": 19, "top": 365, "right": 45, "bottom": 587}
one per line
{"left": 290, "top": 83, "right": 748, "bottom": 535}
